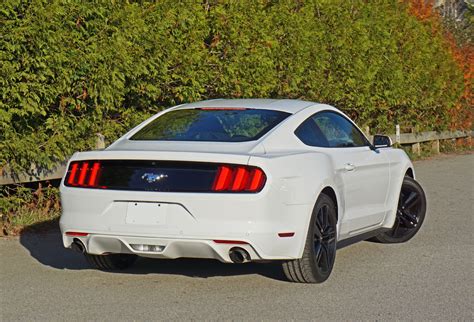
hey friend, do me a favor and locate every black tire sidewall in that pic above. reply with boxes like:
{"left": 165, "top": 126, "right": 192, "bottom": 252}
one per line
{"left": 306, "top": 194, "right": 337, "bottom": 282}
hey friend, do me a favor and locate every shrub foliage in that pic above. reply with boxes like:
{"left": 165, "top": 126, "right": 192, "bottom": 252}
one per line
{"left": 0, "top": 0, "right": 465, "bottom": 173}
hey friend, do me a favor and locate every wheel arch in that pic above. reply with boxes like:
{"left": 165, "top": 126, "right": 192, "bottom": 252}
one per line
{"left": 320, "top": 186, "right": 339, "bottom": 222}
{"left": 380, "top": 151, "right": 416, "bottom": 229}
{"left": 405, "top": 167, "right": 414, "bottom": 179}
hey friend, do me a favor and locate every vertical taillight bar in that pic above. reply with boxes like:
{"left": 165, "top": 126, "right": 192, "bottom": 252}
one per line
{"left": 88, "top": 162, "right": 101, "bottom": 186}
{"left": 77, "top": 162, "right": 89, "bottom": 186}
{"left": 67, "top": 163, "right": 79, "bottom": 185}
{"left": 247, "top": 168, "right": 265, "bottom": 192}
{"left": 213, "top": 166, "right": 233, "bottom": 191}
{"left": 230, "top": 167, "right": 250, "bottom": 191}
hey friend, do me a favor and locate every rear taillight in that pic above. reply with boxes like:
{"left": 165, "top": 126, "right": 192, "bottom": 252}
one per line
{"left": 65, "top": 161, "right": 103, "bottom": 188}
{"left": 212, "top": 165, "right": 266, "bottom": 193}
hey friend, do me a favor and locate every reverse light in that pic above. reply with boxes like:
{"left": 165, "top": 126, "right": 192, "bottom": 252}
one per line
{"left": 130, "top": 244, "right": 165, "bottom": 252}
{"left": 65, "top": 161, "right": 103, "bottom": 188}
{"left": 212, "top": 165, "right": 266, "bottom": 193}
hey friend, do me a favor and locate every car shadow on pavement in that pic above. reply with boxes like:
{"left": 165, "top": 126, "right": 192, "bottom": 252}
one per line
{"left": 19, "top": 228, "right": 287, "bottom": 281}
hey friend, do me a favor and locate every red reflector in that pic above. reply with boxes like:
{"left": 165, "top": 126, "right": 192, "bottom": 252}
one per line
{"left": 67, "top": 163, "right": 79, "bottom": 185}
{"left": 88, "top": 162, "right": 101, "bottom": 186}
{"left": 278, "top": 232, "right": 295, "bottom": 238}
{"left": 66, "top": 232, "right": 89, "bottom": 237}
{"left": 213, "top": 240, "right": 248, "bottom": 244}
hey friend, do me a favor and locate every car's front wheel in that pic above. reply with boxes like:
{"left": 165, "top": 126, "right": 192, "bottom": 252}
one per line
{"left": 372, "top": 176, "right": 426, "bottom": 243}
{"left": 282, "top": 193, "right": 337, "bottom": 283}
{"left": 85, "top": 253, "right": 137, "bottom": 270}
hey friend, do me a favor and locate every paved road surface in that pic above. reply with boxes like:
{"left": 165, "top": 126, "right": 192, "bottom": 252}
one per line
{"left": 1, "top": 153, "right": 473, "bottom": 321}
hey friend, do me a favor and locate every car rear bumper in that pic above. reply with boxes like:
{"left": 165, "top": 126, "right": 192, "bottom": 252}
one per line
{"left": 59, "top": 185, "right": 314, "bottom": 262}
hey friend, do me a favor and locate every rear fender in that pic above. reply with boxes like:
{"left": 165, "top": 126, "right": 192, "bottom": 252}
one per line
{"left": 249, "top": 152, "right": 341, "bottom": 258}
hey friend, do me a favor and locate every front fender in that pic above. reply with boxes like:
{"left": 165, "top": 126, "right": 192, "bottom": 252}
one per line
{"left": 381, "top": 148, "right": 414, "bottom": 228}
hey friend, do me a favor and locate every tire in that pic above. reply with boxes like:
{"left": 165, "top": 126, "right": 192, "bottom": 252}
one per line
{"left": 282, "top": 193, "right": 337, "bottom": 283}
{"left": 85, "top": 253, "right": 137, "bottom": 270}
{"left": 372, "top": 176, "right": 426, "bottom": 243}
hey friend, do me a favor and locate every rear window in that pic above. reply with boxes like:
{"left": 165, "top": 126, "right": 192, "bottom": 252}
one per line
{"left": 130, "top": 108, "right": 290, "bottom": 142}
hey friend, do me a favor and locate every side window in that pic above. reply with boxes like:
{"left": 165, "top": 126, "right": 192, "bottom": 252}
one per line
{"left": 313, "top": 111, "right": 368, "bottom": 148}
{"left": 295, "top": 111, "right": 368, "bottom": 148}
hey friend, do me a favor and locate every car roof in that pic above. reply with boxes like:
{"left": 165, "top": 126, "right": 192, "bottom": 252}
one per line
{"left": 177, "top": 99, "right": 317, "bottom": 114}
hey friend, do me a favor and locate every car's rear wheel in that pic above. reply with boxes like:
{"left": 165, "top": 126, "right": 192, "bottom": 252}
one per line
{"left": 85, "top": 253, "right": 137, "bottom": 270}
{"left": 282, "top": 193, "right": 337, "bottom": 283}
{"left": 372, "top": 176, "right": 426, "bottom": 243}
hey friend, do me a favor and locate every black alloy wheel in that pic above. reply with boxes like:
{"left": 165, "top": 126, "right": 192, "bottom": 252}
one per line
{"left": 372, "top": 176, "right": 426, "bottom": 243}
{"left": 313, "top": 204, "right": 337, "bottom": 275}
{"left": 282, "top": 193, "right": 337, "bottom": 283}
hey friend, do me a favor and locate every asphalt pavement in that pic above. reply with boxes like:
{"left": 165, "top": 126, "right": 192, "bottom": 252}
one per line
{"left": 1, "top": 153, "right": 473, "bottom": 321}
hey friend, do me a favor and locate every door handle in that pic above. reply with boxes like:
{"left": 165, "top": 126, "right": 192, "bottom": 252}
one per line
{"left": 344, "top": 163, "right": 355, "bottom": 171}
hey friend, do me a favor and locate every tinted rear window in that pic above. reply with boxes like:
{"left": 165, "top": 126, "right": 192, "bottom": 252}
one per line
{"left": 130, "top": 108, "right": 290, "bottom": 142}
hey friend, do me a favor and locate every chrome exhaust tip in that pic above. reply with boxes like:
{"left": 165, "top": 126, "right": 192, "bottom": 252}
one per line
{"left": 71, "top": 238, "right": 86, "bottom": 254}
{"left": 229, "top": 247, "right": 250, "bottom": 264}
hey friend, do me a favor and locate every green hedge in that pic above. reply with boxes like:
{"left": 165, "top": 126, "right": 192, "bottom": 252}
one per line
{"left": 0, "top": 0, "right": 464, "bottom": 173}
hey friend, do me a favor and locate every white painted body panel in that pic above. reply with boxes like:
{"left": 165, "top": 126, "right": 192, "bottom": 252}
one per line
{"left": 60, "top": 99, "right": 414, "bottom": 262}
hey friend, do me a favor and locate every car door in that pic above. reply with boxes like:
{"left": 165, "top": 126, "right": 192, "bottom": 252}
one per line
{"left": 295, "top": 111, "right": 391, "bottom": 236}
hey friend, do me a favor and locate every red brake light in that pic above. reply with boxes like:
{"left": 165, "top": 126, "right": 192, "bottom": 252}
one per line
{"left": 67, "top": 163, "right": 79, "bottom": 185}
{"left": 199, "top": 107, "right": 247, "bottom": 111}
{"left": 230, "top": 167, "right": 250, "bottom": 191}
{"left": 247, "top": 168, "right": 265, "bottom": 192}
{"left": 65, "top": 161, "right": 103, "bottom": 188}
{"left": 77, "top": 162, "right": 89, "bottom": 186}
{"left": 213, "top": 165, "right": 234, "bottom": 191}
{"left": 212, "top": 165, "right": 266, "bottom": 193}
{"left": 88, "top": 162, "right": 101, "bottom": 186}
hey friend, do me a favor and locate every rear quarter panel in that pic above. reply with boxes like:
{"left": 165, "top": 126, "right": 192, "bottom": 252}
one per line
{"left": 249, "top": 151, "right": 341, "bottom": 258}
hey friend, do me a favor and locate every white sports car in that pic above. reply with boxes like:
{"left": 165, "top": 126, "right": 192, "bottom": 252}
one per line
{"left": 60, "top": 99, "right": 426, "bottom": 283}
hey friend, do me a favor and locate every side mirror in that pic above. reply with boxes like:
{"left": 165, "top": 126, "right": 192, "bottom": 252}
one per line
{"left": 373, "top": 135, "right": 392, "bottom": 148}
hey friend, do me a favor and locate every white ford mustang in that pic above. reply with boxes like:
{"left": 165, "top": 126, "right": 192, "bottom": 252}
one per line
{"left": 60, "top": 99, "right": 426, "bottom": 283}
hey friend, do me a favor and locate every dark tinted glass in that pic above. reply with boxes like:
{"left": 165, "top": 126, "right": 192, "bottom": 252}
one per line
{"left": 131, "top": 108, "right": 290, "bottom": 142}
{"left": 294, "top": 118, "right": 329, "bottom": 147}
{"left": 295, "top": 111, "right": 368, "bottom": 148}
{"left": 314, "top": 112, "right": 368, "bottom": 147}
